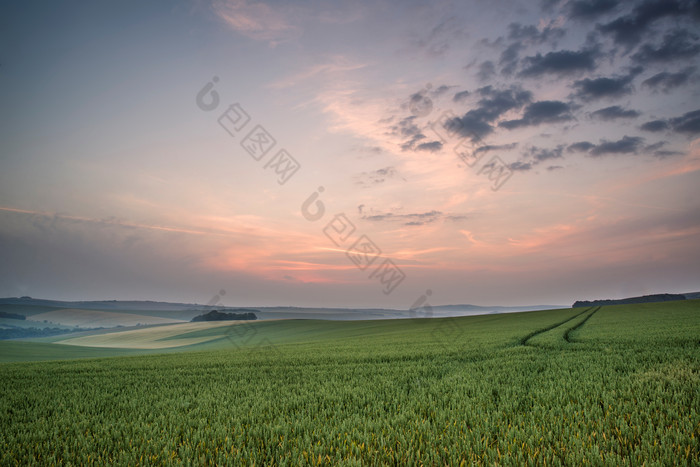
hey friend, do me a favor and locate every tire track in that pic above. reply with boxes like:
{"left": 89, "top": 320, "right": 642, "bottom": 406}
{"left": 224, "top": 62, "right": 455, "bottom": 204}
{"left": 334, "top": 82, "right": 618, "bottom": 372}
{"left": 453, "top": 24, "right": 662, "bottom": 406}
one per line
{"left": 563, "top": 306, "right": 600, "bottom": 343}
{"left": 519, "top": 307, "right": 593, "bottom": 346}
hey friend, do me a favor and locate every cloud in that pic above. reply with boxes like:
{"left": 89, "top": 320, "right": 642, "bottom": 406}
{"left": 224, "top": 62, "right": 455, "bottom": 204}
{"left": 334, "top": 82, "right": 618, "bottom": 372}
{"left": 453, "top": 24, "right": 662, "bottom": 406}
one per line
{"left": 507, "top": 22, "right": 565, "bottom": 45}
{"left": 393, "top": 113, "right": 444, "bottom": 152}
{"left": 361, "top": 210, "right": 446, "bottom": 226}
{"left": 597, "top": 0, "right": 689, "bottom": 47}
{"left": 430, "top": 85, "right": 454, "bottom": 97}
{"left": 518, "top": 48, "right": 598, "bottom": 77}
{"left": 453, "top": 90, "right": 471, "bottom": 103}
{"left": 392, "top": 116, "right": 421, "bottom": 137}
{"left": 631, "top": 30, "right": 700, "bottom": 64}
{"left": 474, "top": 143, "right": 518, "bottom": 154}
{"left": 499, "top": 42, "right": 523, "bottom": 76}
{"left": 590, "top": 136, "right": 644, "bottom": 156}
{"left": 642, "top": 67, "right": 695, "bottom": 92}
{"left": 567, "top": 137, "right": 647, "bottom": 156}
{"left": 393, "top": 116, "right": 429, "bottom": 151}
{"left": 643, "top": 141, "right": 684, "bottom": 158}
{"left": 526, "top": 145, "right": 565, "bottom": 161}
{"left": 509, "top": 161, "right": 533, "bottom": 171}
{"left": 268, "top": 56, "right": 368, "bottom": 88}
{"left": 500, "top": 100, "right": 574, "bottom": 129}
{"left": 590, "top": 105, "right": 641, "bottom": 120}
{"left": 400, "top": 134, "right": 426, "bottom": 151}
{"left": 640, "top": 119, "right": 669, "bottom": 132}
{"left": 638, "top": 110, "right": 700, "bottom": 135}
{"left": 509, "top": 145, "right": 565, "bottom": 171}
{"left": 353, "top": 167, "right": 400, "bottom": 187}
{"left": 669, "top": 109, "right": 700, "bottom": 135}
{"left": 496, "top": 142, "right": 568, "bottom": 174}
{"left": 476, "top": 61, "right": 496, "bottom": 81}
{"left": 568, "top": 0, "right": 619, "bottom": 20}
{"left": 572, "top": 74, "right": 634, "bottom": 101}
{"left": 415, "top": 141, "right": 443, "bottom": 152}
{"left": 445, "top": 85, "right": 532, "bottom": 139}
{"left": 214, "top": 0, "right": 300, "bottom": 44}
{"left": 652, "top": 149, "right": 685, "bottom": 158}
{"left": 567, "top": 141, "right": 596, "bottom": 152}
{"left": 412, "top": 16, "right": 467, "bottom": 57}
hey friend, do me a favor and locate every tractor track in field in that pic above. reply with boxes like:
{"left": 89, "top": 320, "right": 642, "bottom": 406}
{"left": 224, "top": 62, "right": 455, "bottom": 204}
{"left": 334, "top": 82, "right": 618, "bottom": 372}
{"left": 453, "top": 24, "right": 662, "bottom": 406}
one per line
{"left": 563, "top": 306, "right": 600, "bottom": 343}
{"left": 519, "top": 307, "right": 593, "bottom": 346}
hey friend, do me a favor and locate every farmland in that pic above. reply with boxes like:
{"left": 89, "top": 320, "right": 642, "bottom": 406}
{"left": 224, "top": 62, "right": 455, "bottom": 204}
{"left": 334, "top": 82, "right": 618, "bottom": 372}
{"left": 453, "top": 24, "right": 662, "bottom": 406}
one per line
{"left": 1, "top": 300, "right": 698, "bottom": 464}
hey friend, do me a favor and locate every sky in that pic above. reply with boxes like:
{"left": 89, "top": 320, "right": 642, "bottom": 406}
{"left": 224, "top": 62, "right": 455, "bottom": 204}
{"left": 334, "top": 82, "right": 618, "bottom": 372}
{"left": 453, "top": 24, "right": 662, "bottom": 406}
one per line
{"left": 1, "top": 0, "right": 699, "bottom": 309}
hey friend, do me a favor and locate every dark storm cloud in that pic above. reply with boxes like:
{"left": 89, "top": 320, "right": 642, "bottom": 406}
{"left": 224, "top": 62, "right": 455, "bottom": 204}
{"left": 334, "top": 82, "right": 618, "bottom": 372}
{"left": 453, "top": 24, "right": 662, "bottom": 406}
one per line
{"left": 518, "top": 48, "right": 598, "bottom": 77}
{"left": 567, "top": 141, "right": 596, "bottom": 152}
{"left": 572, "top": 74, "right": 634, "bottom": 101}
{"left": 642, "top": 67, "right": 695, "bottom": 92}
{"left": 415, "top": 141, "right": 443, "bottom": 152}
{"left": 453, "top": 90, "right": 471, "bottom": 103}
{"left": 640, "top": 119, "right": 669, "bottom": 132}
{"left": 445, "top": 85, "right": 532, "bottom": 140}
{"left": 597, "top": 0, "right": 689, "bottom": 47}
{"left": 499, "top": 101, "right": 574, "bottom": 129}
{"left": 631, "top": 30, "right": 700, "bottom": 64}
{"left": 590, "top": 105, "right": 641, "bottom": 120}
{"left": 568, "top": 0, "right": 619, "bottom": 20}
{"left": 589, "top": 136, "right": 644, "bottom": 156}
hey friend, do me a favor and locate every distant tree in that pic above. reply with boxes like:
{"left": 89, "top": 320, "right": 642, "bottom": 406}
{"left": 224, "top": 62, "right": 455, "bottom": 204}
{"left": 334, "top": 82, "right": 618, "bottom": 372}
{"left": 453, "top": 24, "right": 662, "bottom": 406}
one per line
{"left": 191, "top": 310, "right": 258, "bottom": 322}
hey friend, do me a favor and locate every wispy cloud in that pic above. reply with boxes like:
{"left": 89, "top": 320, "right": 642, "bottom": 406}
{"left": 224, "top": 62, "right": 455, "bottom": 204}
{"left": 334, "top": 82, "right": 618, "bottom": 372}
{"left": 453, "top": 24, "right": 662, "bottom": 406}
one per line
{"left": 214, "top": 0, "right": 300, "bottom": 45}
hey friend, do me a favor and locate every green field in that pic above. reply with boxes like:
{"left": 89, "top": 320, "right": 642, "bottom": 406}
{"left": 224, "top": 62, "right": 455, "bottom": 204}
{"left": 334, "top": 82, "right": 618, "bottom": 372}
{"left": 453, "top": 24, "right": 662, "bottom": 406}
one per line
{"left": 1, "top": 301, "right": 698, "bottom": 464}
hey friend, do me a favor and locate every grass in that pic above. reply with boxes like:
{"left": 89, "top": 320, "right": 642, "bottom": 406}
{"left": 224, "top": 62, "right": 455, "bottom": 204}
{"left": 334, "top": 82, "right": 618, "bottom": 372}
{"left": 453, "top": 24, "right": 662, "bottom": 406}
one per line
{"left": 0, "top": 300, "right": 698, "bottom": 464}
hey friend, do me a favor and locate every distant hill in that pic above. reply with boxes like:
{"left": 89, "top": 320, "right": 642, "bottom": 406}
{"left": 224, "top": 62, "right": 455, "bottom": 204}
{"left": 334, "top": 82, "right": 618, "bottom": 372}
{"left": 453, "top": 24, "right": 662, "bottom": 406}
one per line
{"left": 0, "top": 310, "right": 25, "bottom": 320}
{"left": 573, "top": 293, "right": 687, "bottom": 308}
{"left": 191, "top": 310, "right": 258, "bottom": 322}
{"left": 0, "top": 296, "right": 566, "bottom": 323}
{"left": 0, "top": 297, "right": 204, "bottom": 312}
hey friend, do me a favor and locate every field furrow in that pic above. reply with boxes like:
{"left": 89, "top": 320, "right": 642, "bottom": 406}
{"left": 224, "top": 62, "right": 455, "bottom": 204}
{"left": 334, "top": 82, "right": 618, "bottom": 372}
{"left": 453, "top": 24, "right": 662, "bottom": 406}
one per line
{"left": 519, "top": 307, "right": 592, "bottom": 346}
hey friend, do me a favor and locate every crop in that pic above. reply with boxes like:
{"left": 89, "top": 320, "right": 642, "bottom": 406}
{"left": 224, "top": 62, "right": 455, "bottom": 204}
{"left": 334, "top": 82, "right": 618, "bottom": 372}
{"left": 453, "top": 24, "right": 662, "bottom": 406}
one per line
{"left": 1, "top": 301, "right": 698, "bottom": 465}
